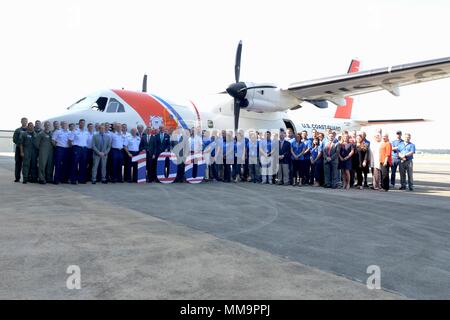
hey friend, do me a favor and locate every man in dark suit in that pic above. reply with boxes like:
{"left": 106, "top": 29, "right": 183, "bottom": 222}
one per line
{"left": 277, "top": 129, "right": 291, "bottom": 185}
{"left": 323, "top": 132, "right": 341, "bottom": 188}
{"left": 150, "top": 126, "right": 170, "bottom": 182}
{"left": 154, "top": 126, "right": 171, "bottom": 156}
{"left": 139, "top": 126, "right": 156, "bottom": 182}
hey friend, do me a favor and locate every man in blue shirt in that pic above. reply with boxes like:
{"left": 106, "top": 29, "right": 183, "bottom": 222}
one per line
{"left": 285, "top": 128, "right": 295, "bottom": 184}
{"left": 259, "top": 131, "right": 273, "bottom": 184}
{"left": 300, "top": 131, "right": 312, "bottom": 185}
{"left": 398, "top": 133, "right": 416, "bottom": 191}
{"left": 248, "top": 131, "right": 260, "bottom": 183}
{"left": 390, "top": 130, "right": 404, "bottom": 187}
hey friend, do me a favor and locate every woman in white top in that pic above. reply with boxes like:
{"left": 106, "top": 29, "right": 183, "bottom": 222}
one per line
{"left": 370, "top": 134, "right": 382, "bottom": 190}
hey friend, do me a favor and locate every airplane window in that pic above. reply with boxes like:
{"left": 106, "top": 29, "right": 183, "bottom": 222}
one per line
{"left": 106, "top": 102, "right": 119, "bottom": 113}
{"left": 93, "top": 97, "right": 108, "bottom": 112}
{"left": 68, "top": 96, "right": 95, "bottom": 110}
{"left": 106, "top": 98, "right": 125, "bottom": 113}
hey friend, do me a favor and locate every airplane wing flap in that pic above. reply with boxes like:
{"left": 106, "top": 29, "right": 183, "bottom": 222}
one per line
{"left": 286, "top": 57, "right": 450, "bottom": 101}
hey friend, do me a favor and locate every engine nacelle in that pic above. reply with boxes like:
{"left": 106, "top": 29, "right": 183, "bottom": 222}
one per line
{"left": 243, "top": 83, "right": 298, "bottom": 113}
{"left": 245, "top": 98, "right": 279, "bottom": 113}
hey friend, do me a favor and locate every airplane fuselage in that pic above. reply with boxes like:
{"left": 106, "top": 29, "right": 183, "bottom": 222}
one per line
{"left": 46, "top": 89, "right": 358, "bottom": 136}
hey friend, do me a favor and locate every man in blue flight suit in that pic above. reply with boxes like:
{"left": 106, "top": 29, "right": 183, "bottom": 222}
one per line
{"left": 69, "top": 119, "right": 90, "bottom": 184}
{"left": 390, "top": 130, "right": 404, "bottom": 188}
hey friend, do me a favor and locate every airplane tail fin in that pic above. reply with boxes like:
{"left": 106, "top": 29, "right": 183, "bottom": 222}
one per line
{"left": 334, "top": 59, "right": 360, "bottom": 119}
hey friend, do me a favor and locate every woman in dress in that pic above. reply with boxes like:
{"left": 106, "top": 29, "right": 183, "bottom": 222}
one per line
{"left": 310, "top": 137, "right": 323, "bottom": 186}
{"left": 354, "top": 134, "right": 370, "bottom": 189}
{"left": 338, "top": 131, "right": 354, "bottom": 190}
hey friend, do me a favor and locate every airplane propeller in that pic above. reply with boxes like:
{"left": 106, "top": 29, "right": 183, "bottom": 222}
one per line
{"left": 225, "top": 41, "right": 277, "bottom": 132}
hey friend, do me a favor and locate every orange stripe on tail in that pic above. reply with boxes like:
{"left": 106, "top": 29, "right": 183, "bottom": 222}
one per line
{"left": 334, "top": 59, "right": 360, "bottom": 119}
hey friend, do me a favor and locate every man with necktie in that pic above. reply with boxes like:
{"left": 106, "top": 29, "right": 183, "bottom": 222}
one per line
{"left": 139, "top": 126, "right": 156, "bottom": 182}
{"left": 92, "top": 124, "right": 112, "bottom": 184}
{"left": 323, "top": 132, "right": 341, "bottom": 188}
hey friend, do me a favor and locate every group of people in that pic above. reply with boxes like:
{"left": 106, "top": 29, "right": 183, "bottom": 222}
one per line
{"left": 13, "top": 117, "right": 416, "bottom": 191}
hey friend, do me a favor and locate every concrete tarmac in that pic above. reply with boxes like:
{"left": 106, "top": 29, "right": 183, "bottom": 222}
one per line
{"left": 0, "top": 155, "right": 449, "bottom": 299}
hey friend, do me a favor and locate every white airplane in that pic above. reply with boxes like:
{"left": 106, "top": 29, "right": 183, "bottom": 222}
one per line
{"left": 46, "top": 41, "right": 450, "bottom": 135}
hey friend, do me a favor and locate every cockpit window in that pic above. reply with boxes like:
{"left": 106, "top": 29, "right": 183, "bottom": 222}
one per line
{"left": 68, "top": 96, "right": 95, "bottom": 110}
{"left": 68, "top": 96, "right": 108, "bottom": 112}
{"left": 92, "top": 97, "right": 108, "bottom": 112}
{"left": 106, "top": 98, "right": 125, "bottom": 113}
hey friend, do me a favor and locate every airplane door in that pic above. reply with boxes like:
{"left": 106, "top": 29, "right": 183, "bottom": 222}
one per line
{"left": 283, "top": 119, "right": 296, "bottom": 134}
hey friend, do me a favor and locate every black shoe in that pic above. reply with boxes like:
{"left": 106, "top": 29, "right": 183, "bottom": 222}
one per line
{"left": 91, "top": 181, "right": 96, "bottom": 184}
{"left": 409, "top": 188, "right": 414, "bottom": 191}
{"left": 14, "top": 179, "right": 20, "bottom": 183}
{"left": 53, "top": 181, "right": 59, "bottom": 185}
{"left": 399, "top": 187, "right": 406, "bottom": 190}
{"left": 39, "top": 181, "right": 46, "bottom": 185}
{"left": 70, "top": 182, "right": 77, "bottom": 185}
{"left": 102, "top": 181, "right": 107, "bottom": 184}
{"left": 79, "top": 182, "right": 86, "bottom": 184}
{"left": 23, "top": 181, "right": 27, "bottom": 184}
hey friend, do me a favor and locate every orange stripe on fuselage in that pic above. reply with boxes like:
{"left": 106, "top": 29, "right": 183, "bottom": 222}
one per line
{"left": 112, "top": 90, "right": 177, "bottom": 129}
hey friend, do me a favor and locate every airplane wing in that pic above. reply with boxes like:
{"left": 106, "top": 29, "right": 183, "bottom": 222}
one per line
{"left": 285, "top": 57, "right": 450, "bottom": 106}
{"left": 354, "top": 118, "right": 430, "bottom": 127}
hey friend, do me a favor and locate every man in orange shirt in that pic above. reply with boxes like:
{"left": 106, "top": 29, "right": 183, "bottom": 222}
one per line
{"left": 380, "top": 133, "right": 393, "bottom": 191}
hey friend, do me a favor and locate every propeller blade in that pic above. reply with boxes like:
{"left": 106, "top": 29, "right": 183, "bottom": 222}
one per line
{"left": 238, "top": 85, "right": 277, "bottom": 93}
{"left": 142, "top": 74, "right": 148, "bottom": 92}
{"left": 234, "top": 99, "right": 241, "bottom": 132}
{"left": 235, "top": 40, "right": 242, "bottom": 83}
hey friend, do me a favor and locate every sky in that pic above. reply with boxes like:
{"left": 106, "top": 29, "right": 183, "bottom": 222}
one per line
{"left": 1, "top": 0, "right": 450, "bottom": 148}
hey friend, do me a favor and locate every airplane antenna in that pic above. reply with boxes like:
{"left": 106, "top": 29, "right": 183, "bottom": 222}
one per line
{"left": 142, "top": 74, "right": 148, "bottom": 92}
